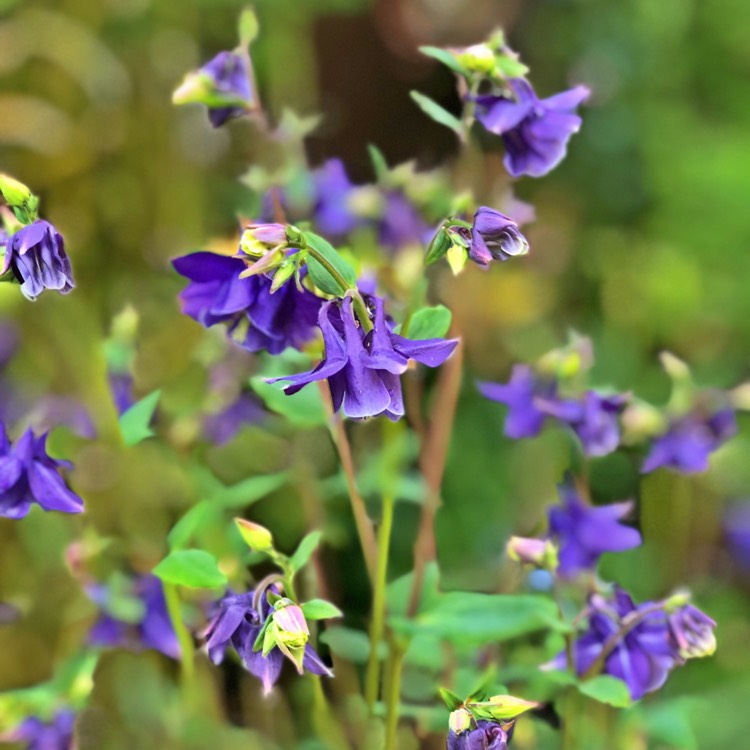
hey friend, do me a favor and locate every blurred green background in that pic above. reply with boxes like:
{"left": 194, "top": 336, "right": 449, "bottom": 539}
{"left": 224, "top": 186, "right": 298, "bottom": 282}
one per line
{"left": 1, "top": 0, "right": 750, "bottom": 748}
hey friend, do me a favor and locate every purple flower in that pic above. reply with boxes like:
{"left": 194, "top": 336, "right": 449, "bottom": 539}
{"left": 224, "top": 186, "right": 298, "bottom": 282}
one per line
{"left": 476, "top": 79, "right": 589, "bottom": 178}
{"left": 548, "top": 481, "right": 641, "bottom": 577}
{"left": 548, "top": 588, "right": 676, "bottom": 700}
{"left": 667, "top": 603, "right": 716, "bottom": 661}
{"left": 1, "top": 220, "right": 74, "bottom": 300}
{"left": 0, "top": 425, "right": 83, "bottom": 518}
{"left": 172, "top": 251, "right": 322, "bottom": 354}
{"left": 270, "top": 296, "right": 458, "bottom": 421}
{"left": 203, "top": 393, "right": 266, "bottom": 445}
{"left": 204, "top": 589, "right": 331, "bottom": 695}
{"left": 725, "top": 502, "right": 750, "bottom": 571}
{"left": 312, "top": 159, "right": 361, "bottom": 238}
{"left": 468, "top": 207, "right": 529, "bottom": 266}
{"left": 447, "top": 719, "right": 509, "bottom": 750}
{"left": 88, "top": 574, "right": 180, "bottom": 659}
{"left": 478, "top": 365, "right": 556, "bottom": 439}
{"left": 6, "top": 709, "right": 75, "bottom": 749}
{"left": 108, "top": 372, "right": 135, "bottom": 416}
{"left": 642, "top": 408, "right": 737, "bottom": 474}
{"left": 379, "top": 191, "right": 432, "bottom": 252}
{"left": 542, "top": 391, "right": 627, "bottom": 457}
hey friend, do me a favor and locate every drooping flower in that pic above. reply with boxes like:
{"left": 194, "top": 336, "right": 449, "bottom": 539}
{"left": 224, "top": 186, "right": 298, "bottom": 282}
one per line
{"left": 1, "top": 220, "right": 75, "bottom": 300}
{"left": 467, "top": 207, "right": 529, "bottom": 266}
{"left": 172, "top": 251, "right": 322, "bottom": 354}
{"left": 476, "top": 79, "right": 589, "bottom": 178}
{"left": 447, "top": 717, "right": 510, "bottom": 750}
{"left": 548, "top": 481, "right": 641, "bottom": 577}
{"left": 547, "top": 588, "right": 676, "bottom": 701}
{"left": 541, "top": 391, "right": 627, "bottom": 457}
{"left": 173, "top": 50, "right": 255, "bottom": 128}
{"left": 0, "top": 425, "right": 83, "bottom": 518}
{"left": 667, "top": 603, "right": 716, "bottom": 661}
{"left": 478, "top": 365, "right": 556, "bottom": 439}
{"left": 270, "top": 296, "right": 458, "bottom": 421}
{"left": 641, "top": 408, "right": 737, "bottom": 474}
{"left": 88, "top": 574, "right": 180, "bottom": 659}
{"left": 5, "top": 708, "right": 75, "bottom": 750}
{"left": 204, "top": 588, "right": 331, "bottom": 695}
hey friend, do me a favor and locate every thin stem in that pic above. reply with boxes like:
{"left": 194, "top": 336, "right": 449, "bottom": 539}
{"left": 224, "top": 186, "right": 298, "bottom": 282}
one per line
{"left": 317, "top": 382, "right": 378, "bottom": 583}
{"left": 163, "top": 583, "right": 195, "bottom": 686}
{"left": 384, "top": 637, "right": 405, "bottom": 750}
{"left": 407, "top": 335, "right": 464, "bottom": 616}
{"left": 553, "top": 583, "right": 574, "bottom": 672}
{"left": 364, "top": 491, "right": 395, "bottom": 709}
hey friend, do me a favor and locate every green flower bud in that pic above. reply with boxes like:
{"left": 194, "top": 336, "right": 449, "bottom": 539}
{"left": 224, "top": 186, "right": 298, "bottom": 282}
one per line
{"left": 466, "top": 694, "right": 539, "bottom": 721}
{"left": 234, "top": 518, "right": 274, "bottom": 552}
{"left": 507, "top": 536, "right": 558, "bottom": 572}
{"left": 457, "top": 44, "right": 497, "bottom": 74}
{"left": 0, "top": 174, "right": 33, "bottom": 208}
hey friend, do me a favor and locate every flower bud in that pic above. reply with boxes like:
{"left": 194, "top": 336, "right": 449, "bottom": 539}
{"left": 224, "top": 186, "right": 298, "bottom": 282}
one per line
{"left": 239, "top": 223, "right": 288, "bottom": 257}
{"left": 506, "top": 536, "right": 558, "bottom": 572}
{"left": 265, "top": 600, "right": 310, "bottom": 673}
{"left": 457, "top": 44, "right": 497, "bottom": 74}
{"left": 667, "top": 603, "right": 716, "bottom": 661}
{"left": 0, "top": 174, "right": 33, "bottom": 209}
{"left": 234, "top": 518, "right": 274, "bottom": 552}
{"left": 448, "top": 707, "right": 474, "bottom": 735}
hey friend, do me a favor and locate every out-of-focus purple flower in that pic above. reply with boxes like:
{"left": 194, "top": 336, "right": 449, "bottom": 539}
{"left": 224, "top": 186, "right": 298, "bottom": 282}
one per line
{"left": 478, "top": 365, "right": 557, "bottom": 439}
{"left": 1, "top": 220, "right": 75, "bottom": 301}
{"left": 0, "top": 425, "right": 83, "bottom": 518}
{"left": 0, "top": 320, "right": 18, "bottom": 369}
{"left": 27, "top": 396, "right": 97, "bottom": 440}
{"left": 468, "top": 207, "right": 529, "bottom": 266}
{"left": 476, "top": 79, "right": 589, "bottom": 178}
{"left": 547, "top": 588, "right": 676, "bottom": 700}
{"left": 6, "top": 708, "right": 75, "bottom": 749}
{"left": 642, "top": 408, "right": 737, "bottom": 474}
{"left": 172, "top": 251, "right": 322, "bottom": 354}
{"left": 541, "top": 391, "right": 627, "bottom": 457}
{"left": 204, "top": 588, "right": 331, "bottom": 695}
{"left": 88, "top": 574, "right": 180, "bottom": 659}
{"left": 270, "top": 296, "right": 458, "bottom": 421}
{"left": 173, "top": 50, "right": 255, "bottom": 128}
{"left": 379, "top": 191, "right": 432, "bottom": 252}
{"left": 725, "top": 502, "right": 750, "bottom": 571}
{"left": 447, "top": 719, "right": 509, "bottom": 750}
{"left": 548, "top": 481, "right": 641, "bottom": 577}
{"left": 667, "top": 603, "right": 716, "bottom": 661}
{"left": 311, "top": 159, "right": 361, "bottom": 238}
{"left": 108, "top": 372, "right": 135, "bottom": 416}
{"left": 203, "top": 393, "right": 266, "bottom": 445}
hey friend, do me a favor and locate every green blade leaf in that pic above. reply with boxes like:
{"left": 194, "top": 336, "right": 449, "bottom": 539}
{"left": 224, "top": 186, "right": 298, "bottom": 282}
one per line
{"left": 289, "top": 530, "right": 323, "bottom": 572}
{"left": 367, "top": 143, "right": 389, "bottom": 181}
{"left": 167, "top": 500, "right": 216, "bottom": 550}
{"left": 577, "top": 675, "right": 632, "bottom": 708}
{"left": 119, "top": 389, "right": 160, "bottom": 446}
{"left": 439, "top": 687, "right": 464, "bottom": 711}
{"left": 404, "top": 305, "right": 452, "bottom": 339}
{"left": 467, "top": 695, "right": 539, "bottom": 721}
{"left": 410, "top": 91, "right": 462, "bottom": 135}
{"left": 418, "top": 46, "right": 468, "bottom": 76}
{"left": 304, "top": 231, "right": 357, "bottom": 296}
{"left": 210, "top": 471, "right": 288, "bottom": 509}
{"left": 153, "top": 549, "right": 227, "bottom": 589}
{"left": 300, "top": 598, "right": 343, "bottom": 620}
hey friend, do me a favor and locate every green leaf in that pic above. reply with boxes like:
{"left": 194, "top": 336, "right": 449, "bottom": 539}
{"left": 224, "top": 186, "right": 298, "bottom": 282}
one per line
{"left": 467, "top": 695, "right": 539, "bottom": 721}
{"left": 389, "top": 593, "right": 563, "bottom": 646}
{"left": 119, "top": 390, "right": 160, "bottom": 446}
{"left": 410, "top": 91, "right": 462, "bottom": 135}
{"left": 404, "top": 305, "right": 452, "bottom": 340}
{"left": 642, "top": 700, "right": 697, "bottom": 750}
{"left": 494, "top": 55, "right": 529, "bottom": 79}
{"left": 301, "top": 598, "right": 343, "bottom": 620}
{"left": 577, "top": 675, "right": 632, "bottom": 708}
{"left": 238, "top": 8, "right": 259, "bottom": 46}
{"left": 367, "top": 143, "right": 389, "bottom": 181}
{"left": 439, "top": 687, "right": 464, "bottom": 711}
{"left": 251, "top": 375, "right": 327, "bottom": 428}
{"left": 289, "top": 530, "right": 322, "bottom": 571}
{"left": 304, "top": 231, "right": 357, "bottom": 296}
{"left": 418, "top": 46, "right": 468, "bottom": 76}
{"left": 210, "top": 471, "right": 288, "bottom": 509}
{"left": 168, "top": 500, "right": 215, "bottom": 550}
{"left": 319, "top": 626, "right": 372, "bottom": 664}
{"left": 152, "top": 549, "right": 227, "bottom": 589}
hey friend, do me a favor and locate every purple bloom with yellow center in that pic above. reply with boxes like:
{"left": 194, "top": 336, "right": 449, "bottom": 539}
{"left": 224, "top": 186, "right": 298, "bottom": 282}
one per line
{"left": 204, "top": 589, "right": 331, "bottom": 695}
{"left": 476, "top": 79, "right": 589, "bottom": 178}
{"left": 0, "top": 424, "right": 83, "bottom": 519}
{"left": 642, "top": 408, "right": 737, "bottom": 474}
{"left": 5, "top": 708, "right": 75, "bottom": 750}
{"left": 478, "top": 365, "right": 556, "bottom": 439}
{"left": 468, "top": 207, "right": 529, "bottom": 266}
{"left": 88, "top": 574, "right": 180, "bottom": 659}
{"left": 270, "top": 295, "right": 458, "bottom": 421}
{"left": 172, "top": 251, "right": 322, "bottom": 354}
{"left": 548, "top": 481, "right": 641, "bottom": 577}
{"left": 1, "top": 220, "right": 74, "bottom": 301}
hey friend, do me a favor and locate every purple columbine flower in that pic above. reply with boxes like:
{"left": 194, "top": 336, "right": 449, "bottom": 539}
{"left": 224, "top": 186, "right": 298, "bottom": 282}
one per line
{"left": 0, "top": 424, "right": 83, "bottom": 518}
{"left": 203, "top": 393, "right": 266, "bottom": 445}
{"left": 172, "top": 251, "right": 322, "bottom": 354}
{"left": 467, "top": 207, "right": 529, "bottom": 266}
{"left": 1, "top": 220, "right": 75, "bottom": 301}
{"left": 311, "top": 159, "right": 361, "bottom": 238}
{"left": 547, "top": 588, "right": 676, "bottom": 701}
{"left": 476, "top": 79, "right": 590, "bottom": 178}
{"left": 548, "top": 481, "right": 641, "bottom": 577}
{"left": 447, "top": 719, "right": 510, "bottom": 750}
{"left": 204, "top": 589, "right": 331, "bottom": 695}
{"left": 541, "top": 391, "right": 627, "bottom": 457}
{"left": 642, "top": 408, "right": 737, "bottom": 474}
{"left": 478, "top": 365, "right": 557, "bottom": 439}
{"left": 270, "top": 295, "right": 458, "bottom": 421}
{"left": 379, "top": 191, "right": 433, "bottom": 252}
{"left": 5, "top": 708, "right": 75, "bottom": 749}
{"left": 667, "top": 603, "right": 716, "bottom": 661}
{"left": 88, "top": 574, "right": 180, "bottom": 659}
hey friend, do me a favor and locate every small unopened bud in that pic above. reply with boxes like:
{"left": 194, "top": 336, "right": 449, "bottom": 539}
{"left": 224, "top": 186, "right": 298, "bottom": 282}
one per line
{"left": 264, "top": 600, "right": 310, "bottom": 673}
{"left": 270, "top": 260, "right": 297, "bottom": 292}
{"left": 467, "top": 694, "right": 539, "bottom": 721}
{"left": 448, "top": 708, "right": 474, "bottom": 735}
{"left": 507, "top": 536, "right": 558, "bottom": 572}
{"left": 0, "top": 174, "right": 33, "bottom": 208}
{"left": 667, "top": 603, "right": 717, "bottom": 661}
{"left": 457, "top": 44, "right": 496, "bottom": 74}
{"left": 234, "top": 518, "right": 274, "bottom": 552}
{"left": 239, "top": 223, "right": 288, "bottom": 257}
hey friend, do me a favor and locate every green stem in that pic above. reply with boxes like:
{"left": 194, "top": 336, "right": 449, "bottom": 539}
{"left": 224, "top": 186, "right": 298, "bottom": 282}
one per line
{"left": 163, "top": 583, "right": 195, "bottom": 686}
{"left": 364, "top": 491, "right": 395, "bottom": 709}
{"left": 384, "top": 638, "right": 405, "bottom": 750}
